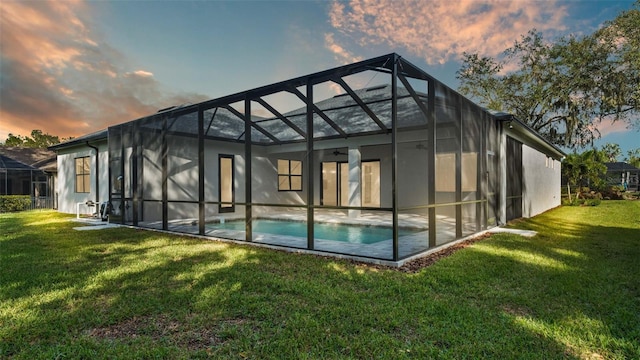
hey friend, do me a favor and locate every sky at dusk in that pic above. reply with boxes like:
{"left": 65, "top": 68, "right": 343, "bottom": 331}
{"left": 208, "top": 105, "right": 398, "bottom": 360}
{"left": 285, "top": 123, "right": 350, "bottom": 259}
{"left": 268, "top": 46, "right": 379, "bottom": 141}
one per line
{"left": 0, "top": 0, "right": 637, "bottom": 157}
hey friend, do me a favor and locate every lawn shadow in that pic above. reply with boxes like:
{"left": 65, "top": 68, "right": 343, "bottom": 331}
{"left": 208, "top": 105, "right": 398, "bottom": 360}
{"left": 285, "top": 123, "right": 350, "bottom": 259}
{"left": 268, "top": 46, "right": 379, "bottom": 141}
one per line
{"left": 2, "top": 209, "right": 639, "bottom": 359}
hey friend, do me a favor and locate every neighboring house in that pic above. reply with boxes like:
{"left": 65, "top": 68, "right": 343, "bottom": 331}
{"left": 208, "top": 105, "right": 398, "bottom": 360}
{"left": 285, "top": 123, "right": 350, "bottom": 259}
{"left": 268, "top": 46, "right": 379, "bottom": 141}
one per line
{"left": 0, "top": 146, "right": 57, "bottom": 208}
{"left": 50, "top": 53, "right": 564, "bottom": 263}
{"left": 605, "top": 162, "right": 639, "bottom": 191}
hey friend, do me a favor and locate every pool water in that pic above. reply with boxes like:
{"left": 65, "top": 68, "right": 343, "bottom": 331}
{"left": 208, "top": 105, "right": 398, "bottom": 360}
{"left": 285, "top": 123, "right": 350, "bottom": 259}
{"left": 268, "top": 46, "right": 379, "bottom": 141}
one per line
{"left": 207, "top": 219, "right": 418, "bottom": 244}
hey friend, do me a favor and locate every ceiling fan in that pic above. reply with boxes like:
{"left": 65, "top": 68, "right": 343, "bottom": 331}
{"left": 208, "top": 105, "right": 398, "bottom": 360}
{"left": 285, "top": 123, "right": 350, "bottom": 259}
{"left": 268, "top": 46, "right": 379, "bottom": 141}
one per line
{"left": 332, "top": 149, "right": 348, "bottom": 156}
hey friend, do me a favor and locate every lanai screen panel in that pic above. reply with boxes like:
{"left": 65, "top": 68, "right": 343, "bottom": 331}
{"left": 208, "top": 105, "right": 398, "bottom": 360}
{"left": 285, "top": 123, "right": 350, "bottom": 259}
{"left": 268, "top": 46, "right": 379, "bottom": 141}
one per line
{"left": 202, "top": 105, "right": 246, "bottom": 236}
{"left": 248, "top": 87, "right": 308, "bottom": 248}
{"left": 460, "top": 97, "right": 483, "bottom": 236}
{"left": 396, "top": 75, "right": 431, "bottom": 259}
{"left": 108, "top": 125, "right": 123, "bottom": 224}
{"left": 139, "top": 115, "right": 164, "bottom": 228}
{"left": 120, "top": 123, "right": 136, "bottom": 226}
{"left": 311, "top": 75, "right": 393, "bottom": 259}
{"left": 506, "top": 136, "right": 523, "bottom": 220}
{"left": 208, "top": 107, "right": 246, "bottom": 141}
{"left": 166, "top": 109, "right": 200, "bottom": 234}
{"left": 486, "top": 114, "right": 500, "bottom": 227}
{"left": 434, "top": 82, "right": 461, "bottom": 245}
{"left": 0, "top": 169, "right": 30, "bottom": 195}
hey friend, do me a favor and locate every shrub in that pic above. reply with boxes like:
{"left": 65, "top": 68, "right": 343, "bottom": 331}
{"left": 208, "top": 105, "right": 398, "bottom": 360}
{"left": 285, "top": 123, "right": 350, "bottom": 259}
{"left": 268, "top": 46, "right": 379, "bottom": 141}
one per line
{"left": 585, "top": 198, "right": 601, "bottom": 206}
{"left": 581, "top": 191, "right": 603, "bottom": 200}
{"left": 562, "top": 197, "right": 601, "bottom": 207}
{"left": 563, "top": 198, "right": 583, "bottom": 206}
{"left": 579, "top": 187, "right": 591, "bottom": 194}
{"left": 601, "top": 186, "right": 626, "bottom": 200}
{"left": 0, "top": 195, "right": 32, "bottom": 212}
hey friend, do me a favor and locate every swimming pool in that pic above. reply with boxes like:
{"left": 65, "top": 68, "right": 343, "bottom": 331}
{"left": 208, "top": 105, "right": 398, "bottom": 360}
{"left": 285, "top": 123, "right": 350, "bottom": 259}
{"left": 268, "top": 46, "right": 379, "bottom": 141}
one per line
{"left": 207, "top": 219, "right": 418, "bottom": 244}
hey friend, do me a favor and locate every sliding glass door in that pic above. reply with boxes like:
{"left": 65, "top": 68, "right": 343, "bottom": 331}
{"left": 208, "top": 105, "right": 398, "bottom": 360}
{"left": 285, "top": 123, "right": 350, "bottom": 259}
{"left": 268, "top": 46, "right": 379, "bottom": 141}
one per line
{"left": 321, "top": 160, "right": 379, "bottom": 208}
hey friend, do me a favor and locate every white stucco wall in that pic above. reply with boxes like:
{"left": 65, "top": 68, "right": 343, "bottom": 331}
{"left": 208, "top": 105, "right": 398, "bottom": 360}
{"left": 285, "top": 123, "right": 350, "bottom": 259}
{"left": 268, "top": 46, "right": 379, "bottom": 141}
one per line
{"left": 522, "top": 144, "right": 561, "bottom": 218}
{"left": 54, "top": 131, "right": 562, "bottom": 228}
{"left": 138, "top": 138, "right": 309, "bottom": 222}
{"left": 56, "top": 141, "right": 108, "bottom": 214}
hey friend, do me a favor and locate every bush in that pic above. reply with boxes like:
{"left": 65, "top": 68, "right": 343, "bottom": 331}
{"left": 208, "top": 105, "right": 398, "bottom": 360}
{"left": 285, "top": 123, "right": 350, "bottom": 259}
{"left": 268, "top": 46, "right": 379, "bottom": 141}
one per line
{"left": 562, "top": 197, "right": 601, "bottom": 207}
{"left": 581, "top": 191, "right": 602, "bottom": 200}
{"left": 601, "top": 186, "right": 626, "bottom": 200}
{"left": 585, "top": 198, "right": 601, "bottom": 206}
{"left": 563, "top": 198, "right": 582, "bottom": 206}
{"left": 0, "top": 195, "right": 32, "bottom": 212}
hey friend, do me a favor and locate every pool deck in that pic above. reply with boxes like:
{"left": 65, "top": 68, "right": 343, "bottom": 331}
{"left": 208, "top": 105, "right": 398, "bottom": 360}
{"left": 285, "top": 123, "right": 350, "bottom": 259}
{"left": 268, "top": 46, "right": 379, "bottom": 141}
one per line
{"left": 91, "top": 209, "right": 493, "bottom": 265}
{"left": 72, "top": 207, "right": 521, "bottom": 266}
{"left": 71, "top": 211, "right": 530, "bottom": 266}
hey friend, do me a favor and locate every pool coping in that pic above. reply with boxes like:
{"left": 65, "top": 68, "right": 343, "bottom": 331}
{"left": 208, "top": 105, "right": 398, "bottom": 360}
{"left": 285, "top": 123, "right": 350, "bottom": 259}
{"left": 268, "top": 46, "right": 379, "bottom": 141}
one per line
{"left": 70, "top": 218, "right": 535, "bottom": 267}
{"left": 72, "top": 219, "right": 486, "bottom": 267}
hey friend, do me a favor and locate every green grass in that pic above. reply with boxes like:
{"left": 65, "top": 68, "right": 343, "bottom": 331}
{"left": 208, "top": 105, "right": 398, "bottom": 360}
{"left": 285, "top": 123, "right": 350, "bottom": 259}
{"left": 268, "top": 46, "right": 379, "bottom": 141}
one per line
{"left": 1, "top": 202, "right": 639, "bottom": 359}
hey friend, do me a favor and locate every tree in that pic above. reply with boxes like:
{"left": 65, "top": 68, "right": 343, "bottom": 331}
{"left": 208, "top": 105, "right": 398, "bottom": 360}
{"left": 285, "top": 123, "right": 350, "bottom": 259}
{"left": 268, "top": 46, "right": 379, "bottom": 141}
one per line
{"left": 626, "top": 149, "right": 640, "bottom": 168}
{"left": 3, "top": 130, "right": 62, "bottom": 148}
{"left": 600, "top": 143, "right": 622, "bottom": 162}
{"left": 3, "top": 134, "right": 26, "bottom": 146}
{"left": 457, "top": 2, "right": 639, "bottom": 148}
{"left": 562, "top": 149, "right": 607, "bottom": 200}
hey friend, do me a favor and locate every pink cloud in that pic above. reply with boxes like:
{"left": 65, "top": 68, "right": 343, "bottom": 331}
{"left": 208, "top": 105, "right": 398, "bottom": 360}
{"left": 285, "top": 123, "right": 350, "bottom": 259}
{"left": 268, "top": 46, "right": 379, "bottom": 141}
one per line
{"left": 327, "top": 0, "right": 568, "bottom": 65}
{"left": 593, "top": 119, "right": 632, "bottom": 137}
{"left": 0, "top": 0, "right": 208, "bottom": 141}
{"left": 131, "top": 70, "right": 154, "bottom": 78}
{"left": 324, "top": 33, "right": 363, "bottom": 64}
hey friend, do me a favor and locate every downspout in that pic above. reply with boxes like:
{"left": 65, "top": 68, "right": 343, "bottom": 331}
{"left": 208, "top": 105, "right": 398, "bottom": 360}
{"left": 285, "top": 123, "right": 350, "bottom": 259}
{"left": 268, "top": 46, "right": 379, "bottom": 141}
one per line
{"left": 86, "top": 142, "right": 99, "bottom": 204}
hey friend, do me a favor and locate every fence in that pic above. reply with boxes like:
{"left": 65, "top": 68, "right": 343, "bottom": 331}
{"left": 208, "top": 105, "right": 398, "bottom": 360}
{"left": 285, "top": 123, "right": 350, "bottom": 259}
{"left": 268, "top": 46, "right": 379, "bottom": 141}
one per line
{"left": 0, "top": 195, "right": 56, "bottom": 213}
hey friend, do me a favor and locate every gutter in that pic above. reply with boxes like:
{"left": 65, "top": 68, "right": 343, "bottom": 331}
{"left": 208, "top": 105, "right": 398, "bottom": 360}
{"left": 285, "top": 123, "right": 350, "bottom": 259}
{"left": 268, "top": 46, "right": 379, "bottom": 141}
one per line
{"left": 85, "top": 141, "right": 99, "bottom": 204}
{"left": 496, "top": 114, "right": 566, "bottom": 160}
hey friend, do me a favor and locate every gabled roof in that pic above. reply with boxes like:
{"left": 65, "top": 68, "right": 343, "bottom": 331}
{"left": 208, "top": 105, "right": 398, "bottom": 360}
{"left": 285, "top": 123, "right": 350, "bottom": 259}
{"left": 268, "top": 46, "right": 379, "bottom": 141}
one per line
{"left": 605, "top": 162, "right": 640, "bottom": 172}
{"left": 48, "top": 129, "right": 108, "bottom": 151}
{"left": 0, "top": 146, "right": 57, "bottom": 172}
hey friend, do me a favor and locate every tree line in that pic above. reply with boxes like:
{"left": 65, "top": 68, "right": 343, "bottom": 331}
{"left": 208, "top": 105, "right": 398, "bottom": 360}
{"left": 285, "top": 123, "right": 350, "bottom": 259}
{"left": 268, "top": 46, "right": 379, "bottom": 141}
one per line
{"left": 1, "top": 130, "right": 72, "bottom": 148}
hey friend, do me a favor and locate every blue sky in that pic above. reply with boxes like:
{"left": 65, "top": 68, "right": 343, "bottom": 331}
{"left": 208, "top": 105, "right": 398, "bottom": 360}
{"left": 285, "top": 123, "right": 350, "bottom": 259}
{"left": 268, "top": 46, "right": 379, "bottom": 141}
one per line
{"left": 1, "top": 0, "right": 637, "bottom": 158}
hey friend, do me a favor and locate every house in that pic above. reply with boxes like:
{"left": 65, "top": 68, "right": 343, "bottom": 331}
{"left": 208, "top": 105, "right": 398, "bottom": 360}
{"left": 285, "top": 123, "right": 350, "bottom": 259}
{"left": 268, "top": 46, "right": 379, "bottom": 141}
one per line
{"left": 0, "top": 146, "right": 57, "bottom": 208}
{"left": 50, "top": 53, "right": 564, "bottom": 263}
{"left": 605, "top": 162, "right": 639, "bottom": 191}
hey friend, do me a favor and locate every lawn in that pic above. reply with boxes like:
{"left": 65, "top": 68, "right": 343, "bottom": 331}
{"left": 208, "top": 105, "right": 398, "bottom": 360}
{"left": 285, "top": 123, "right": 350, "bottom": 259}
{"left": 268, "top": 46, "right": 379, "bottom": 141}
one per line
{"left": 1, "top": 201, "right": 639, "bottom": 359}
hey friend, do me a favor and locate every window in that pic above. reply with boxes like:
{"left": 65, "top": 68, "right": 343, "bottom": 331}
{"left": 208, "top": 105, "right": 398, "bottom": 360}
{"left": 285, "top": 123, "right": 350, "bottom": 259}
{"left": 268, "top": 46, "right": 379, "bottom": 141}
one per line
{"left": 75, "top": 156, "right": 90, "bottom": 193}
{"left": 219, "top": 155, "right": 235, "bottom": 213}
{"left": 278, "top": 159, "right": 302, "bottom": 191}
